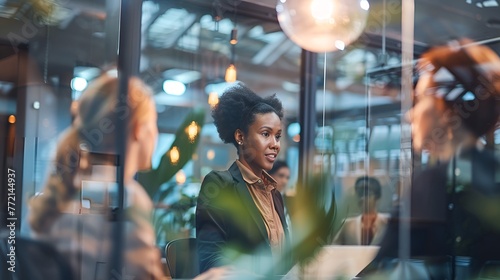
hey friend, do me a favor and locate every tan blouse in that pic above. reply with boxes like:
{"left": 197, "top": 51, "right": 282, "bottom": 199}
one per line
{"left": 235, "top": 160, "right": 285, "bottom": 261}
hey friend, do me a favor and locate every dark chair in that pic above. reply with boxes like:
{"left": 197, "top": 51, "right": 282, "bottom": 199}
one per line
{"left": 165, "top": 237, "right": 199, "bottom": 278}
{"left": 0, "top": 231, "right": 73, "bottom": 280}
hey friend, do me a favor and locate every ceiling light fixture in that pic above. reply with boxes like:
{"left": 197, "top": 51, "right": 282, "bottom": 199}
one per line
{"left": 71, "top": 77, "right": 88, "bottom": 91}
{"left": 225, "top": 29, "right": 238, "bottom": 82}
{"left": 225, "top": 63, "right": 237, "bottom": 83}
{"left": 276, "top": 0, "right": 370, "bottom": 53}
{"left": 230, "top": 28, "right": 238, "bottom": 45}
{"left": 225, "top": 0, "right": 239, "bottom": 82}
{"left": 208, "top": 91, "right": 219, "bottom": 108}
{"left": 163, "top": 79, "right": 186, "bottom": 95}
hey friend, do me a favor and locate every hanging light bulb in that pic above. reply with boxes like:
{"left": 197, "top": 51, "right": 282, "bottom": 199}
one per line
{"left": 276, "top": 0, "right": 370, "bottom": 53}
{"left": 185, "top": 121, "right": 200, "bottom": 143}
{"left": 208, "top": 91, "right": 219, "bottom": 108}
{"left": 225, "top": 64, "right": 237, "bottom": 83}
{"left": 170, "top": 146, "right": 180, "bottom": 165}
{"left": 230, "top": 28, "right": 238, "bottom": 45}
{"left": 226, "top": 25, "right": 238, "bottom": 83}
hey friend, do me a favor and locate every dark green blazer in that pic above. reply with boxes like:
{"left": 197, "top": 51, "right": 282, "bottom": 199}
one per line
{"left": 196, "top": 162, "right": 291, "bottom": 275}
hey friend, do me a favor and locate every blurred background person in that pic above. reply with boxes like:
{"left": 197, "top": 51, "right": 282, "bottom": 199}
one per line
{"left": 360, "top": 39, "right": 500, "bottom": 279}
{"left": 333, "top": 176, "right": 389, "bottom": 246}
{"left": 269, "top": 160, "right": 292, "bottom": 231}
{"left": 268, "top": 160, "right": 291, "bottom": 194}
{"left": 28, "top": 71, "right": 166, "bottom": 280}
{"left": 196, "top": 83, "right": 292, "bottom": 277}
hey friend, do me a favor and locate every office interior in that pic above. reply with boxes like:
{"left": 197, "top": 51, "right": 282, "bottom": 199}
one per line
{"left": 1, "top": 0, "right": 500, "bottom": 279}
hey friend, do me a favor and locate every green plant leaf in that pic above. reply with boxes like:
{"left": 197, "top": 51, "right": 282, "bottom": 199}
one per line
{"left": 137, "top": 106, "right": 205, "bottom": 198}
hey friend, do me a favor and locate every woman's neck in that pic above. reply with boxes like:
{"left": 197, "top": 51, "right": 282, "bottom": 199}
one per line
{"left": 237, "top": 158, "right": 262, "bottom": 178}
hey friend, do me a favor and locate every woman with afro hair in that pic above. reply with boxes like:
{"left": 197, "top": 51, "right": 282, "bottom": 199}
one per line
{"left": 195, "top": 83, "right": 292, "bottom": 278}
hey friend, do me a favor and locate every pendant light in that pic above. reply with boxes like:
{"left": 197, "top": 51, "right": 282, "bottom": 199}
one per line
{"left": 276, "top": 0, "right": 370, "bottom": 53}
{"left": 225, "top": 2, "right": 238, "bottom": 82}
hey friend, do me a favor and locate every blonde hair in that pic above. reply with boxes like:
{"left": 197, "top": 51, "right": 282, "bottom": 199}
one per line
{"left": 29, "top": 72, "right": 154, "bottom": 233}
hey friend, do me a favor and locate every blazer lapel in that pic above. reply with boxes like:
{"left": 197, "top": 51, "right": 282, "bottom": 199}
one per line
{"left": 228, "top": 163, "right": 269, "bottom": 243}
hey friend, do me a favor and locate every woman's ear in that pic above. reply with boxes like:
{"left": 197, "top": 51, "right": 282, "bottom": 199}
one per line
{"left": 234, "top": 129, "right": 244, "bottom": 144}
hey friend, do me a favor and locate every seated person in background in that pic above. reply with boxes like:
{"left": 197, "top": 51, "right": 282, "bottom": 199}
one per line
{"left": 268, "top": 160, "right": 292, "bottom": 227}
{"left": 268, "top": 160, "right": 291, "bottom": 195}
{"left": 196, "top": 83, "right": 292, "bottom": 277}
{"left": 29, "top": 71, "right": 166, "bottom": 280}
{"left": 333, "top": 176, "right": 389, "bottom": 246}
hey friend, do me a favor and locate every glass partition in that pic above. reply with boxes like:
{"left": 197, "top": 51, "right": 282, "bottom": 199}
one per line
{"left": 3, "top": 0, "right": 500, "bottom": 279}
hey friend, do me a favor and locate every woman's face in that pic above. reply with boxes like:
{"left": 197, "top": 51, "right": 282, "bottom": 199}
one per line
{"left": 406, "top": 73, "right": 449, "bottom": 153}
{"left": 358, "top": 193, "right": 378, "bottom": 214}
{"left": 238, "top": 112, "right": 282, "bottom": 176}
{"left": 406, "top": 96, "right": 442, "bottom": 152}
{"left": 272, "top": 167, "right": 290, "bottom": 193}
{"left": 137, "top": 99, "right": 158, "bottom": 171}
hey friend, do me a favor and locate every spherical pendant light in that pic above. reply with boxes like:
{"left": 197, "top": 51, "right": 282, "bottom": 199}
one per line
{"left": 276, "top": 0, "right": 370, "bottom": 53}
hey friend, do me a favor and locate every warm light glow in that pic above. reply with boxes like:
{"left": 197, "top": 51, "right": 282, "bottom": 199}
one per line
{"left": 186, "top": 121, "right": 199, "bottom": 143}
{"left": 8, "top": 115, "right": 15, "bottom": 124}
{"left": 170, "top": 146, "right": 180, "bottom": 165}
{"left": 225, "top": 64, "right": 237, "bottom": 83}
{"left": 70, "top": 101, "right": 79, "bottom": 117}
{"left": 310, "top": 0, "right": 333, "bottom": 21}
{"left": 293, "top": 134, "right": 301, "bottom": 142}
{"left": 277, "top": 0, "right": 370, "bottom": 53}
{"left": 207, "top": 149, "right": 215, "bottom": 161}
{"left": 208, "top": 92, "right": 219, "bottom": 108}
{"left": 175, "top": 170, "right": 186, "bottom": 185}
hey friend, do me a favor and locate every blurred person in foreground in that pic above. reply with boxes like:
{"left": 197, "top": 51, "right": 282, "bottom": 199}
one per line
{"left": 28, "top": 71, "right": 166, "bottom": 280}
{"left": 359, "top": 39, "right": 500, "bottom": 279}
{"left": 333, "top": 176, "right": 389, "bottom": 246}
{"left": 195, "top": 83, "right": 292, "bottom": 278}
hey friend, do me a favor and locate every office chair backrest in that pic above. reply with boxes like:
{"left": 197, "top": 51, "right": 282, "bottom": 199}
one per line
{"left": 0, "top": 231, "right": 73, "bottom": 280}
{"left": 165, "top": 237, "right": 199, "bottom": 278}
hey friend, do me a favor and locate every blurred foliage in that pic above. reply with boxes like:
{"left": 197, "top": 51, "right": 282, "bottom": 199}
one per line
{"left": 137, "top": 107, "right": 205, "bottom": 198}
{"left": 286, "top": 174, "right": 342, "bottom": 268}
{"left": 137, "top": 107, "right": 204, "bottom": 243}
